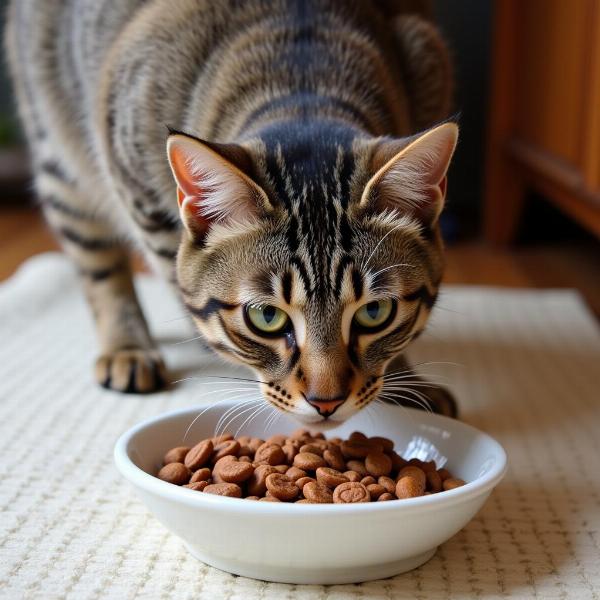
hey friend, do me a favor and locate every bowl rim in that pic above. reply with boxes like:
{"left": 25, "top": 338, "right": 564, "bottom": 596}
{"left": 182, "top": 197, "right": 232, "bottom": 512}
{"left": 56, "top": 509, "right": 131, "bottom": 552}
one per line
{"left": 114, "top": 403, "right": 507, "bottom": 515}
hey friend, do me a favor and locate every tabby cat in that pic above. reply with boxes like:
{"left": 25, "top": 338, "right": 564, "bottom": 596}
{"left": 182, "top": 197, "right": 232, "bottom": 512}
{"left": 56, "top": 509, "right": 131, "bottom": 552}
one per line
{"left": 6, "top": 0, "right": 457, "bottom": 424}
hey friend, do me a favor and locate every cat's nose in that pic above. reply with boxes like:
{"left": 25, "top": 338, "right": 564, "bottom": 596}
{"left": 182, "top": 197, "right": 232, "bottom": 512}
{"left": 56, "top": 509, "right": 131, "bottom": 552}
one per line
{"left": 305, "top": 395, "right": 346, "bottom": 417}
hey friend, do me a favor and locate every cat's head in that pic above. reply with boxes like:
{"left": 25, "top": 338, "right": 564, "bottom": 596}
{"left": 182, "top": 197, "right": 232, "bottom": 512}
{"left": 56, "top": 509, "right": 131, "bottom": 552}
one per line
{"left": 167, "top": 122, "right": 457, "bottom": 425}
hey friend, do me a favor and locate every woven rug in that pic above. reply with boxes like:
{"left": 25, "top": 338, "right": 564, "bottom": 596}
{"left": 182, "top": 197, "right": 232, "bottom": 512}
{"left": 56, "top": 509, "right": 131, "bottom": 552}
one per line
{"left": 1, "top": 252, "right": 599, "bottom": 600}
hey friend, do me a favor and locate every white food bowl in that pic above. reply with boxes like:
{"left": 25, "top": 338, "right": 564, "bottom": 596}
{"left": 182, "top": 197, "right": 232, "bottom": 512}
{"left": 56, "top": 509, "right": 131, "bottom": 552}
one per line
{"left": 114, "top": 402, "right": 507, "bottom": 584}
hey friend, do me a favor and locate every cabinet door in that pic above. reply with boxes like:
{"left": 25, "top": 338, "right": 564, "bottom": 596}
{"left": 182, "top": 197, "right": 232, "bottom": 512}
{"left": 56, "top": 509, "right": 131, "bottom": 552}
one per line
{"left": 514, "top": 0, "right": 591, "bottom": 170}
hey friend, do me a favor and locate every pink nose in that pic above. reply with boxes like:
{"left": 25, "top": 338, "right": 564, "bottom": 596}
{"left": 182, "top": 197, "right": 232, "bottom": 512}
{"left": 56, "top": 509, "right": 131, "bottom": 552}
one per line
{"left": 305, "top": 396, "right": 346, "bottom": 417}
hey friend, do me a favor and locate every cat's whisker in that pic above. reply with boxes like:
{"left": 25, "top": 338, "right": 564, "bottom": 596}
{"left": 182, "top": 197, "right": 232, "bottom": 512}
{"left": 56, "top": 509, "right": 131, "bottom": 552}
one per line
{"left": 216, "top": 398, "right": 264, "bottom": 439}
{"left": 214, "top": 397, "right": 262, "bottom": 437}
{"left": 170, "top": 335, "right": 205, "bottom": 346}
{"left": 369, "top": 262, "right": 415, "bottom": 279}
{"left": 380, "top": 387, "right": 433, "bottom": 413}
{"left": 361, "top": 222, "right": 406, "bottom": 272}
{"left": 378, "top": 391, "right": 430, "bottom": 416}
{"left": 234, "top": 400, "right": 272, "bottom": 438}
{"left": 172, "top": 374, "right": 265, "bottom": 386}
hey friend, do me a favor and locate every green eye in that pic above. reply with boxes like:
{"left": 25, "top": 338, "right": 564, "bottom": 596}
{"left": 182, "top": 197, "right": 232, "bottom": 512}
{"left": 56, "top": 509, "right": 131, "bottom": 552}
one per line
{"left": 354, "top": 299, "right": 394, "bottom": 329}
{"left": 246, "top": 304, "right": 289, "bottom": 334}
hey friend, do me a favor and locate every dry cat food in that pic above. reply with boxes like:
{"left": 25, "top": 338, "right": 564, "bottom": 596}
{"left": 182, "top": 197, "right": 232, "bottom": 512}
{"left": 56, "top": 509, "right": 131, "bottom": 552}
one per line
{"left": 156, "top": 429, "right": 466, "bottom": 503}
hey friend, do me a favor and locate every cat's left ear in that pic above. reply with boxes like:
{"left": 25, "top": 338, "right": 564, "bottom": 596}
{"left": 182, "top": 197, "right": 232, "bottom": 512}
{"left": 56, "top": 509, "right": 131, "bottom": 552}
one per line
{"left": 167, "top": 133, "right": 272, "bottom": 238}
{"left": 359, "top": 122, "right": 458, "bottom": 226}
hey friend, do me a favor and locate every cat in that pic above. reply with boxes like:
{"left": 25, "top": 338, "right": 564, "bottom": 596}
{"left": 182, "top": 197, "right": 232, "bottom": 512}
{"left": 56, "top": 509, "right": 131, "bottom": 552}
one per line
{"left": 6, "top": 0, "right": 457, "bottom": 424}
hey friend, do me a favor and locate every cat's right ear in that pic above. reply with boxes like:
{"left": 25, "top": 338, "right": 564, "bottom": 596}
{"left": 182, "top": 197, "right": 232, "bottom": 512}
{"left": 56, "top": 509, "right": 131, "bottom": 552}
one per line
{"left": 167, "top": 133, "right": 272, "bottom": 239}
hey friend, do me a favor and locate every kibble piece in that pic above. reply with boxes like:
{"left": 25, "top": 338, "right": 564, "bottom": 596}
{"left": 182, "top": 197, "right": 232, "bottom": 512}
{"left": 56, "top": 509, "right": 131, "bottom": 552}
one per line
{"left": 183, "top": 481, "right": 209, "bottom": 491}
{"left": 333, "top": 482, "right": 370, "bottom": 503}
{"left": 360, "top": 476, "right": 376, "bottom": 487}
{"left": 259, "top": 495, "right": 281, "bottom": 502}
{"left": 212, "top": 433, "right": 234, "bottom": 444}
{"left": 367, "top": 483, "right": 386, "bottom": 500}
{"left": 204, "top": 483, "right": 242, "bottom": 497}
{"left": 397, "top": 466, "right": 426, "bottom": 489}
{"left": 218, "top": 460, "right": 255, "bottom": 483}
{"left": 254, "top": 443, "right": 286, "bottom": 466}
{"left": 377, "top": 492, "right": 395, "bottom": 501}
{"left": 294, "top": 452, "right": 326, "bottom": 471}
{"left": 368, "top": 436, "right": 395, "bottom": 453}
{"left": 389, "top": 451, "right": 407, "bottom": 471}
{"left": 247, "top": 465, "right": 277, "bottom": 496}
{"left": 323, "top": 447, "right": 346, "bottom": 471}
{"left": 396, "top": 475, "right": 425, "bottom": 499}
{"left": 437, "top": 468, "right": 451, "bottom": 481}
{"left": 378, "top": 476, "right": 396, "bottom": 494}
{"left": 290, "top": 427, "right": 311, "bottom": 440}
{"left": 158, "top": 462, "right": 191, "bottom": 485}
{"left": 248, "top": 438, "right": 264, "bottom": 452}
{"left": 211, "top": 440, "right": 240, "bottom": 464}
{"left": 341, "top": 440, "right": 373, "bottom": 459}
{"left": 299, "top": 443, "right": 324, "bottom": 456}
{"left": 316, "top": 467, "right": 349, "bottom": 489}
{"left": 282, "top": 443, "right": 297, "bottom": 464}
{"left": 295, "top": 476, "right": 315, "bottom": 489}
{"left": 163, "top": 446, "right": 190, "bottom": 465}
{"left": 184, "top": 439, "right": 214, "bottom": 470}
{"left": 285, "top": 466, "right": 307, "bottom": 481}
{"left": 426, "top": 470, "right": 443, "bottom": 493}
{"left": 343, "top": 470, "right": 361, "bottom": 482}
{"left": 365, "top": 452, "right": 392, "bottom": 477}
{"left": 346, "top": 460, "right": 368, "bottom": 476}
{"left": 267, "top": 434, "right": 288, "bottom": 446}
{"left": 245, "top": 496, "right": 260, "bottom": 500}
{"left": 443, "top": 478, "right": 466, "bottom": 491}
{"left": 190, "top": 468, "right": 212, "bottom": 483}
{"left": 349, "top": 431, "right": 368, "bottom": 441}
{"left": 295, "top": 499, "right": 311, "bottom": 503}
{"left": 303, "top": 481, "right": 334, "bottom": 503}
{"left": 238, "top": 445, "right": 254, "bottom": 457}
{"left": 265, "top": 473, "right": 299, "bottom": 501}
{"left": 239, "top": 455, "right": 252, "bottom": 463}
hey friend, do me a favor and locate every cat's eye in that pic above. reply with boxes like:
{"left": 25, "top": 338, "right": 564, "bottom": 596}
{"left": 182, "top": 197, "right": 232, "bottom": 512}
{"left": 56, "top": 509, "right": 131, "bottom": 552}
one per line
{"left": 245, "top": 304, "right": 290, "bottom": 335}
{"left": 353, "top": 298, "right": 395, "bottom": 330}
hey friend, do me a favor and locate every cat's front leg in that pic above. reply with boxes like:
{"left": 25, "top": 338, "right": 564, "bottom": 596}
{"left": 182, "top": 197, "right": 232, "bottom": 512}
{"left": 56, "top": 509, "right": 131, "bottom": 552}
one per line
{"left": 382, "top": 354, "right": 458, "bottom": 418}
{"left": 38, "top": 174, "right": 166, "bottom": 393}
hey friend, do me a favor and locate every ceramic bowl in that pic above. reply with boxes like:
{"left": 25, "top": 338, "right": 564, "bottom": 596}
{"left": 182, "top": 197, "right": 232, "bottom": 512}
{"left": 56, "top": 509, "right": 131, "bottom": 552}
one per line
{"left": 114, "top": 402, "right": 506, "bottom": 584}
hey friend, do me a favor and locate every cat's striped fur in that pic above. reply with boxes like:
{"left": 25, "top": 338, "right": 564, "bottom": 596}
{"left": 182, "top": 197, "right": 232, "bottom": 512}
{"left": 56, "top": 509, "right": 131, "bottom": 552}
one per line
{"left": 6, "top": 0, "right": 457, "bottom": 423}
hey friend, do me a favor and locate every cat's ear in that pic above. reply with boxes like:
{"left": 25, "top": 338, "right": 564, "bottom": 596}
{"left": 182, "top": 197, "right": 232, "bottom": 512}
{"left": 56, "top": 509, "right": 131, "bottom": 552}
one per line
{"left": 167, "top": 132, "right": 272, "bottom": 238}
{"left": 359, "top": 122, "right": 458, "bottom": 226}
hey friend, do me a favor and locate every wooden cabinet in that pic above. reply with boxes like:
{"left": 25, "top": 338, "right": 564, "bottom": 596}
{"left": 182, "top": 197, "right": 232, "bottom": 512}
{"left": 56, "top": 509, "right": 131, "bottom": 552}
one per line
{"left": 484, "top": 0, "right": 600, "bottom": 242}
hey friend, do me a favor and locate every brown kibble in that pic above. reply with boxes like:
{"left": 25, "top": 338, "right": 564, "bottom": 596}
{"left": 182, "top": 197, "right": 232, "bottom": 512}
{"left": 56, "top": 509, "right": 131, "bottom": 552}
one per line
{"left": 239, "top": 455, "right": 252, "bottom": 463}
{"left": 157, "top": 462, "right": 191, "bottom": 485}
{"left": 367, "top": 483, "right": 386, "bottom": 500}
{"left": 360, "top": 476, "right": 376, "bottom": 487}
{"left": 341, "top": 439, "right": 375, "bottom": 459}
{"left": 248, "top": 438, "right": 264, "bottom": 452}
{"left": 211, "top": 433, "right": 234, "bottom": 444}
{"left": 295, "top": 476, "right": 315, "bottom": 489}
{"left": 303, "top": 481, "right": 334, "bottom": 503}
{"left": 245, "top": 496, "right": 260, "bottom": 500}
{"left": 316, "top": 467, "right": 349, "bottom": 489}
{"left": 295, "top": 498, "right": 311, "bottom": 503}
{"left": 282, "top": 443, "right": 297, "bottom": 463}
{"left": 218, "top": 460, "right": 255, "bottom": 483}
{"left": 365, "top": 452, "right": 392, "bottom": 477}
{"left": 397, "top": 466, "right": 426, "bottom": 489}
{"left": 389, "top": 451, "right": 407, "bottom": 471}
{"left": 190, "top": 467, "right": 211, "bottom": 483}
{"left": 323, "top": 447, "right": 346, "bottom": 471}
{"left": 211, "top": 440, "right": 240, "bottom": 464}
{"left": 259, "top": 495, "right": 281, "bottom": 502}
{"left": 368, "top": 436, "right": 394, "bottom": 453}
{"left": 343, "top": 470, "right": 361, "bottom": 482}
{"left": 183, "top": 481, "right": 209, "bottom": 491}
{"left": 299, "top": 443, "right": 324, "bottom": 456}
{"left": 328, "top": 437, "right": 343, "bottom": 446}
{"left": 437, "top": 468, "right": 451, "bottom": 481}
{"left": 378, "top": 476, "right": 396, "bottom": 494}
{"left": 396, "top": 475, "right": 425, "bottom": 499}
{"left": 273, "top": 464, "right": 289, "bottom": 474}
{"left": 254, "top": 443, "right": 286, "bottom": 466}
{"left": 293, "top": 452, "right": 326, "bottom": 471}
{"left": 349, "top": 431, "right": 368, "bottom": 441}
{"left": 204, "top": 482, "right": 242, "bottom": 497}
{"left": 163, "top": 446, "right": 190, "bottom": 465}
{"left": 247, "top": 465, "right": 277, "bottom": 496}
{"left": 443, "top": 478, "right": 466, "bottom": 491}
{"left": 333, "top": 481, "right": 370, "bottom": 503}
{"left": 265, "top": 473, "right": 299, "bottom": 501}
{"left": 377, "top": 492, "right": 395, "bottom": 501}
{"left": 238, "top": 445, "right": 254, "bottom": 457}
{"left": 184, "top": 439, "right": 214, "bottom": 470}
{"left": 285, "top": 466, "right": 307, "bottom": 481}
{"left": 346, "top": 460, "right": 368, "bottom": 476}
{"left": 426, "top": 470, "right": 443, "bottom": 493}
{"left": 267, "top": 434, "right": 288, "bottom": 446}
{"left": 290, "top": 428, "right": 311, "bottom": 440}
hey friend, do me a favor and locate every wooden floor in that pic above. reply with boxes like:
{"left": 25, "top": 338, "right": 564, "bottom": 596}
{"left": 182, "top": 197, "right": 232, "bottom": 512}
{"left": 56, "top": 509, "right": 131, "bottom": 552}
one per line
{"left": 2, "top": 206, "right": 599, "bottom": 316}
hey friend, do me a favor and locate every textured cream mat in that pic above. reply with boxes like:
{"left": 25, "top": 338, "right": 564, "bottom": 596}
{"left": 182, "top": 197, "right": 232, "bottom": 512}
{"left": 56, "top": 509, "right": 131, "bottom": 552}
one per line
{"left": 1, "top": 252, "right": 599, "bottom": 600}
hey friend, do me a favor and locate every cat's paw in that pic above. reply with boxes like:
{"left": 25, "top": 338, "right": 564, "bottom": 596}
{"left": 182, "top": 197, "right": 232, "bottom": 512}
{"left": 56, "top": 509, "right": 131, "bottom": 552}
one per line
{"left": 95, "top": 349, "right": 167, "bottom": 394}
